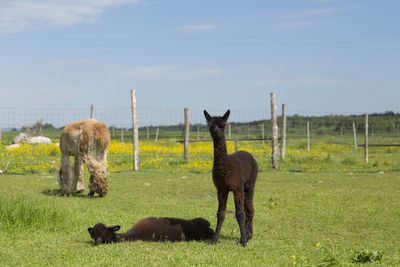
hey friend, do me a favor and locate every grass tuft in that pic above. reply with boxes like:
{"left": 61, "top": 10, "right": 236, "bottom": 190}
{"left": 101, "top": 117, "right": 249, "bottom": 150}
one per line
{"left": 0, "top": 195, "right": 69, "bottom": 231}
{"left": 351, "top": 249, "right": 384, "bottom": 264}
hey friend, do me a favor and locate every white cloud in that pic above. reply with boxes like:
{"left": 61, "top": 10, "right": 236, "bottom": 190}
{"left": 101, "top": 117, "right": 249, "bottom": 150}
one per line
{"left": 250, "top": 77, "right": 347, "bottom": 86}
{"left": 178, "top": 24, "right": 219, "bottom": 31}
{"left": 275, "top": 21, "right": 324, "bottom": 29}
{"left": 123, "top": 65, "right": 181, "bottom": 78}
{"left": 122, "top": 65, "right": 223, "bottom": 79}
{"left": 45, "top": 58, "right": 97, "bottom": 66}
{"left": 270, "top": 6, "right": 361, "bottom": 20}
{"left": 0, "top": 66, "right": 15, "bottom": 72}
{"left": 0, "top": 0, "right": 145, "bottom": 33}
{"left": 296, "top": 6, "right": 362, "bottom": 17}
{"left": 297, "top": 8, "right": 339, "bottom": 16}
{"left": 272, "top": 5, "right": 362, "bottom": 28}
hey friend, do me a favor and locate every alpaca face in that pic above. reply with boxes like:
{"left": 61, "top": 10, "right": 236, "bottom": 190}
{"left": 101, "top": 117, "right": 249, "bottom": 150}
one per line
{"left": 204, "top": 110, "right": 230, "bottom": 139}
{"left": 87, "top": 223, "right": 120, "bottom": 244}
{"left": 58, "top": 166, "right": 74, "bottom": 195}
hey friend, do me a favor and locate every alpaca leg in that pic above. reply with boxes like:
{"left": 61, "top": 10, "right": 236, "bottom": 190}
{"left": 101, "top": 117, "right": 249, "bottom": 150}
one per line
{"left": 84, "top": 154, "right": 108, "bottom": 197}
{"left": 83, "top": 155, "right": 97, "bottom": 197}
{"left": 244, "top": 186, "right": 255, "bottom": 241}
{"left": 74, "top": 155, "right": 85, "bottom": 193}
{"left": 87, "top": 174, "right": 95, "bottom": 197}
{"left": 210, "top": 189, "right": 228, "bottom": 245}
{"left": 82, "top": 153, "right": 96, "bottom": 196}
{"left": 95, "top": 146, "right": 108, "bottom": 164}
{"left": 233, "top": 190, "right": 247, "bottom": 247}
{"left": 60, "top": 154, "right": 74, "bottom": 196}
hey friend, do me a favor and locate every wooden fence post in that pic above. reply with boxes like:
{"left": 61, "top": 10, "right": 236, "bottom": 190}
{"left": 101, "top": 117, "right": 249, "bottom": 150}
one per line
{"left": 353, "top": 122, "right": 357, "bottom": 150}
{"left": 121, "top": 128, "right": 124, "bottom": 143}
{"left": 90, "top": 104, "right": 94, "bottom": 119}
{"left": 184, "top": 108, "right": 190, "bottom": 161}
{"left": 261, "top": 123, "right": 265, "bottom": 145}
{"left": 235, "top": 139, "right": 239, "bottom": 152}
{"left": 281, "top": 104, "right": 287, "bottom": 159}
{"left": 0, "top": 128, "right": 2, "bottom": 144}
{"left": 228, "top": 124, "right": 231, "bottom": 139}
{"left": 131, "top": 90, "right": 139, "bottom": 171}
{"left": 307, "top": 121, "right": 310, "bottom": 152}
{"left": 146, "top": 126, "right": 149, "bottom": 140}
{"left": 270, "top": 92, "right": 279, "bottom": 169}
{"left": 155, "top": 127, "right": 159, "bottom": 142}
{"left": 197, "top": 125, "right": 200, "bottom": 140}
{"left": 365, "top": 113, "right": 368, "bottom": 163}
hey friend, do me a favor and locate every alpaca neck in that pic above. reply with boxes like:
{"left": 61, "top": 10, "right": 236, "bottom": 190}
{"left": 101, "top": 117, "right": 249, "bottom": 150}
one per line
{"left": 212, "top": 136, "right": 228, "bottom": 164}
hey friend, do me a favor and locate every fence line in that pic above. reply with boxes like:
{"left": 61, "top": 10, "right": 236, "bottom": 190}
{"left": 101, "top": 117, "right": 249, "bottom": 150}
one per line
{"left": 1, "top": 101, "right": 400, "bottom": 174}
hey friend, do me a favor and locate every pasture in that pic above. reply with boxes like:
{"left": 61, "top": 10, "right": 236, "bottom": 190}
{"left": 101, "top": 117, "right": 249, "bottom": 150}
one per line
{"left": 1, "top": 168, "right": 400, "bottom": 266}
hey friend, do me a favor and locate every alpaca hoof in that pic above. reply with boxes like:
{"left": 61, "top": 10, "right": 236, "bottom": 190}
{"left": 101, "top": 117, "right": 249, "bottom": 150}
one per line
{"left": 239, "top": 237, "right": 247, "bottom": 247}
{"left": 247, "top": 234, "right": 252, "bottom": 241}
{"left": 209, "top": 235, "right": 218, "bottom": 245}
{"left": 88, "top": 192, "right": 94, "bottom": 198}
{"left": 76, "top": 190, "right": 84, "bottom": 194}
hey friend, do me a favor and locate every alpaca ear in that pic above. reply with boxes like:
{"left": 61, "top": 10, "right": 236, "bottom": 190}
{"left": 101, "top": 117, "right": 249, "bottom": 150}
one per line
{"left": 204, "top": 110, "right": 212, "bottom": 121}
{"left": 108, "top": 225, "right": 121, "bottom": 232}
{"left": 222, "top": 110, "right": 230, "bottom": 121}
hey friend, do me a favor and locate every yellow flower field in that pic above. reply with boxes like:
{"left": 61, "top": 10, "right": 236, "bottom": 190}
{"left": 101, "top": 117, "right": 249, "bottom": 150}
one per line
{"left": 0, "top": 139, "right": 398, "bottom": 174}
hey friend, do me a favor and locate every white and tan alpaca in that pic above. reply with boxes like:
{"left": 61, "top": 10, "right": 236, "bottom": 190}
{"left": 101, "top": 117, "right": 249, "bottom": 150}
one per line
{"left": 58, "top": 119, "right": 110, "bottom": 197}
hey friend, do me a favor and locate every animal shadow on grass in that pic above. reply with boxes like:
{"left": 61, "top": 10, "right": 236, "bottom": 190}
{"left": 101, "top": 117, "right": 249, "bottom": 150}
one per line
{"left": 42, "top": 189, "right": 90, "bottom": 198}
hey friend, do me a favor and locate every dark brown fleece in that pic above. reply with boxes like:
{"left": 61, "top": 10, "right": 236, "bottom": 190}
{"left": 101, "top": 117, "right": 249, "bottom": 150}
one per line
{"left": 88, "top": 217, "right": 214, "bottom": 244}
{"left": 204, "top": 110, "right": 258, "bottom": 247}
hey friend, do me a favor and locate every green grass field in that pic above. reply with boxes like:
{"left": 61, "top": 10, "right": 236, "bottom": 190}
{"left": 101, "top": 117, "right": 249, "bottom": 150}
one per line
{"left": 1, "top": 169, "right": 399, "bottom": 266}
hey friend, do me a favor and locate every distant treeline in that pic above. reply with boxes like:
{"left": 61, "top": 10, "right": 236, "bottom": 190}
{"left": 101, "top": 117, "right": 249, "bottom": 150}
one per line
{"left": 251, "top": 111, "right": 400, "bottom": 135}
{"left": 11, "top": 111, "right": 400, "bottom": 137}
{"left": 139, "top": 111, "right": 400, "bottom": 137}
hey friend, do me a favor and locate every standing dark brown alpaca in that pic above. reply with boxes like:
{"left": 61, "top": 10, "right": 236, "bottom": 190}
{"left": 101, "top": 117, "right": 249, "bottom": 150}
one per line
{"left": 204, "top": 110, "right": 258, "bottom": 247}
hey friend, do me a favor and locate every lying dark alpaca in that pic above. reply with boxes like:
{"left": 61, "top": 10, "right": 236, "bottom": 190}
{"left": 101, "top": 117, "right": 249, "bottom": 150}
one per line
{"left": 204, "top": 110, "right": 258, "bottom": 247}
{"left": 87, "top": 217, "right": 214, "bottom": 244}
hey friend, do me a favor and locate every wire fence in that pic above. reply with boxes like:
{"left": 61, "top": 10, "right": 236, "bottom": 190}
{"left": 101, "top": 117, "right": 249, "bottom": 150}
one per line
{"left": 0, "top": 106, "right": 399, "bottom": 174}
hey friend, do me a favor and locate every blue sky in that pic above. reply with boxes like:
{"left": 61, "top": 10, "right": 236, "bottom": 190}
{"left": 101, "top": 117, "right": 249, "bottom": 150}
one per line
{"left": 1, "top": 0, "right": 399, "bottom": 116}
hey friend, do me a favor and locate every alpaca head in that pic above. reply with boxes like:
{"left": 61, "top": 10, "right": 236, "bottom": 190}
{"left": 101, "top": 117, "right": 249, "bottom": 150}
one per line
{"left": 57, "top": 165, "right": 74, "bottom": 193}
{"left": 192, "top": 218, "right": 215, "bottom": 239}
{"left": 204, "top": 110, "right": 230, "bottom": 139}
{"left": 87, "top": 223, "right": 120, "bottom": 244}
